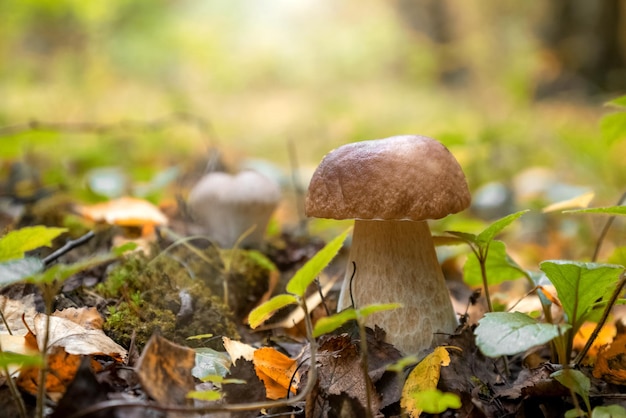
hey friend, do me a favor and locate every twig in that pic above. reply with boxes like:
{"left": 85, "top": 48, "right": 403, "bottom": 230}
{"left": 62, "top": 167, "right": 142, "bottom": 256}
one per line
{"left": 573, "top": 270, "right": 626, "bottom": 367}
{"left": 43, "top": 231, "right": 95, "bottom": 266}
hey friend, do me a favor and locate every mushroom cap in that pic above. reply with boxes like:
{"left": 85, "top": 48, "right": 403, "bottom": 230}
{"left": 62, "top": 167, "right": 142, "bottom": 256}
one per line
{"left": 305, "top": 135, "right": 470, "bottom": 221}
{"left": 188, "top": 170, "right": 281, "bottom": 207}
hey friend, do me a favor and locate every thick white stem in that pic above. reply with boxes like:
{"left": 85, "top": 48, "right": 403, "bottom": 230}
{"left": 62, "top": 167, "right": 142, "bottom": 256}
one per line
{"left": 338, "top": 220, "right": 458, "bottom": 355}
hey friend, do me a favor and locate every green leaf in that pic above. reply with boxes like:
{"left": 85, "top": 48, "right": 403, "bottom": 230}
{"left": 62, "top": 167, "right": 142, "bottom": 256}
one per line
{"left": 26, "top": 253, "right": 116, "bottom": 285}
{"left": 0, "top": 226, "right": 67, "bottom": 262}
{"left": 246, "top": 249, "right": 278, "bottom": 271}
{"left": 463, "top": 240, "right": 527, "bottom": 286}
{"left": 476, "top": 210, "right": 529, "bottom": 247}
{"left": 413, "top": 389, "right": 462, "bottom": 414}
{"left": 191, "top": 348, "right": 230, "bottom": 380}
{"left": 248, "top": 294, "right": 298, "bottom": 329}
{"left": 112, "top": 242, "right": 138, "bottom": 256}
{"left": 0, "top": 257, "right": 44, "bottom": 286}
{"left": 601, "top": 112, "right": 626, "bottom": 144}
{"left": 358, "top": 303, "right": 402, "bottom": 319}
{"left": 592, "top": 404, "right": 626, "bottom": 418}
{"left": 286, "top": 228, "right": 350, "bottom": 298}
{"left": 313, "top": 308, "right": 357, "bottom": 337}
{"left": 0, "top": 352, "right": 44, "bottom": 368}
{"left": 551, "top": 369, "right": 590, "bottom": 401}
{"left": 445, "top": 231, "right": 477, "bottom": 246}
{"left": 607, "top": 95, "right": 626, "bottom": 108}
{"left": 475, "top": 312, "right": 570, "bottom": 357}
{"left": 540, "top": 261, "right": 624, "bottom": 331}
{"left": 186, "top": 390, "right": 222, "bottom": 401}
{"left": 565, "top": 206, "right": 626, "bottom": 216}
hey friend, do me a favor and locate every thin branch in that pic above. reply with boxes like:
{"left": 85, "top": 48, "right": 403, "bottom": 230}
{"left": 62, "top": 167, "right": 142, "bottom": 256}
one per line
{"left": 43, "top": 231, "right": 95, "bottom": 266}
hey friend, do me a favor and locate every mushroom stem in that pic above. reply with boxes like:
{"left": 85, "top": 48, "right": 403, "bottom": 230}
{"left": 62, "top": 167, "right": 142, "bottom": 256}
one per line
{"left": 338, "top": 219, "right": 458, "bottom": 355}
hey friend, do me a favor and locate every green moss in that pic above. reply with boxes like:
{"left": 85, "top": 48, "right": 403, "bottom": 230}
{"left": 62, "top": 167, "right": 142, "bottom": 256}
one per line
{"left": 98, "top": 252, "right": 239, "bottom": 349}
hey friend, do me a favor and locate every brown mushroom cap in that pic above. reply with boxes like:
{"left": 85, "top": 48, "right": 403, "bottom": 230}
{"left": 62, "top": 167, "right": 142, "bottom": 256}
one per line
{"left": 305, "top": 135, "right": 471, "bottom": 221}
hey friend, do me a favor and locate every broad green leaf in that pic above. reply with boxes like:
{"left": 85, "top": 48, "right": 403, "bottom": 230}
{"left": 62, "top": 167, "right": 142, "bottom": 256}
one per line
{"left": 551, "top": 369, "right": 590, "bottom": 401}
{"left": 475, "top": 312, "right": 570, "bottom": 357}
{"left": 0, "top": 226, "right": 67, "bottom": 262}
{"left": 592, "top": 405, "right": 626, "bottom": 418}
{"left": 413, "top": 389, "right": 462, "bottom": 415}
{"left": 600, "top": 112, "right": 626, "bottom": 144}
{"left": 313, "top": 308, "right": 357, "bottom": 337}
{"left": 191, "top": 348, "right": 230, "bottom": 380}
{"left": 0, "top": 257, "right": 44, "bottom": 286}
{"left": 0, "top": 352, "right": 44, "bottom": 368}
{"left": 286, "top": 228, "right": 350, "bottom": 298}
{"left": 566, "top": 206, "right": 626, "bottom": 216}
{"left": 476, "top": 210, "right": 529, "bottom": 247}
{"left": 186, "top": 390, "right": 221, "bottom": 401}
{"left": 248, "top": 294, "right": 298, "bottom": 329}
{"left": 540, "top": 261, "right": 624, "bottom": 330}
{"left": 463, "top": 240, "right": 527, "bottom": 287}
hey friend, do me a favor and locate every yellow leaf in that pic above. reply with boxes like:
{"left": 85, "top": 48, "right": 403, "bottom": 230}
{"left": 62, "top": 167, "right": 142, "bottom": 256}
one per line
{"left": 401, "top": 347, "right": 451, "bottom": 418}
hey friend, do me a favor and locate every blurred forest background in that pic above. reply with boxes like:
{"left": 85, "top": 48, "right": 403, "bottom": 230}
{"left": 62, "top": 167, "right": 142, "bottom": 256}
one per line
{"left": 1, "top": 0, "right": 625, "bottom": 250}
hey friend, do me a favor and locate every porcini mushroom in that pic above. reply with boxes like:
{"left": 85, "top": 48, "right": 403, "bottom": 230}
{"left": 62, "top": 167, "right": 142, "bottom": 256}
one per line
{"left": 305, "top": 135, "right": 471, "bottom": 355}
{"left": 188, "top": 170, "right": 281, "bottom": 248}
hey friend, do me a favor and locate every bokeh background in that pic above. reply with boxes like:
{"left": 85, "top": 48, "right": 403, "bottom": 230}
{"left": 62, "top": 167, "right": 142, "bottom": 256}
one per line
{"left": 1, "top": 0, "right": 625, "bottom": 258}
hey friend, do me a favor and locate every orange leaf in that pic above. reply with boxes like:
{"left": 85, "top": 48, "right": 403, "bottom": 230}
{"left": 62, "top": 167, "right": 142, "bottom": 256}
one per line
{"left": 17, "top": 346, "right": 82, "bottom": 400}
{"left": 573, "top": 321, "right": 616, "bottom": 359}
{"left": 593, "top": 333, "right": 626, "bottom": 385}
{"left": 253, "top": 347, "right": 298, "bottom": 400}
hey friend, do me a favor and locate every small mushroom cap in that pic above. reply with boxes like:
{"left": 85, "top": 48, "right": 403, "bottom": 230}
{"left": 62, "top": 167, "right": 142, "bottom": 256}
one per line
{"left": 305, "top": 135, "right": 471, "bottom": 221}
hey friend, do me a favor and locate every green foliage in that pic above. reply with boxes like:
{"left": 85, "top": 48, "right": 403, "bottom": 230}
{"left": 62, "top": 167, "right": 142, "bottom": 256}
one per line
{"left": 286, "top": 228, "right": 350, "bottom": 298}
{"left": 312, "top": 303, "right": 401, "bottom": 337}
{"left": 566, "top": 206, "right": 626, "bottom": 216}
{"left": 600, "top": 95, "right": 626, "bottom": 144}
{"left": 0, "top": 226, "right": 67, "bottom": 262}
{"left": 0, "top": 257, "right": 44, "bottom": 286}
{"left": 449, "top": 210, "right": 529, "bottom": 310}
{"left": 412, "top": 389, "right": 462, "bottom": 414}
{"left": 463, "top": 240, "right": 527, "bottom": 287}
{"left": 552, "top": 369, "right": 591, "bottom": 417}
{"left": 540, "top": 261, "right": 623, "bottom": 334}
{"left": 249, "top": 228, "right": 350, "bottom": 329}
{"left": 0, "top": 351, "right": 44, "bottom": 369}
{"left": 592, "top": 405, "right": 626, "bottom": 418}
{"left": 248, "top": 294, "right": 298, "bottom": 329}
{"left": 475, "top": 312, "right": 569, "bottom": 357}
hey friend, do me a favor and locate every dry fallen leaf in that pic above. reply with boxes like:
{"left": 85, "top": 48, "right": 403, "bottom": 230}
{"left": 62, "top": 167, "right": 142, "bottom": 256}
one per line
{"left": 573, "top": 321, "right": 616, "bottom": 359}
{"left": 53, "top": 307, "right": 104, "bottom": 330}
{"left": 593, "top": 333, "right": 626, "bottom": 385}
{"left": 401, "top": 347, "right": 451, "bottom": 418}
{"left": 33, "top": 313, "right": 126, "bottom": 361}
{"left": 222, "top": 336, "right": 256, "bottom": 362}
{"left": 76, "top": 196, "right": 168, "bottom": 227}
{"left": 136, "top": 333, "right": 196, "bottom": 407}
{"left": 16, "top": 346, "right": 83, "bottom": 401}
{"left": 253, "top": 347, "right": 299, "bottom": 400}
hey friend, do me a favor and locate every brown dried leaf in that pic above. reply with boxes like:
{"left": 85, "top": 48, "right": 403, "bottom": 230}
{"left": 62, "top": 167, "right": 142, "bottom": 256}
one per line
{"left": 593, "top": 333, "right": 626, "bottom": 385}
{"left": 136, "top": 333, "right": 196, "bottom": 407}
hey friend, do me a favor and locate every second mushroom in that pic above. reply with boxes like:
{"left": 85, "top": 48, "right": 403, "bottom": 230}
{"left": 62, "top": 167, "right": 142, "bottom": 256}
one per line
{"left": 305, "top": 135, "right": 471, "bottom": 355}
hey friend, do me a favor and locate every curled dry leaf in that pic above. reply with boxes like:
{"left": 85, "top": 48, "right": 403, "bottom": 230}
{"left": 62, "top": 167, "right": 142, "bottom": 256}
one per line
{"left": 253, "top": 347, "right": 299, "bottom": 400}
{"left": 593, "top": 333, "right": 626, "bottom": 385}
